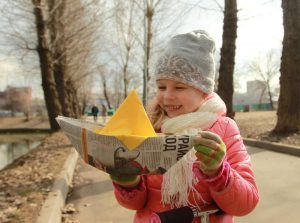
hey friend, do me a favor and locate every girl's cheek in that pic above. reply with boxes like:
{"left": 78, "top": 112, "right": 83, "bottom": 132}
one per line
{"left": 156, "top": 93, "right": 164, "bottom": 101}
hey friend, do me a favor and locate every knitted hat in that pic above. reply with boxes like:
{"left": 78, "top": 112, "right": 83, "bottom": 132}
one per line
{"left": 155, "top": 30, "right": 216, "bottom": 94}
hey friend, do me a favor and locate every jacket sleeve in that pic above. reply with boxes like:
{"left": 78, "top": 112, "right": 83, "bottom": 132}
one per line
{"left": 113, "top": 175, "right": 148, "bottom": 210}
{"left": 209, "top": 117, "right": 259, "bottom": 216}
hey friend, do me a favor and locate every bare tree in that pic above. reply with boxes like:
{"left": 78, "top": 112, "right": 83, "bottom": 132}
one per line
{"left": 248, "top": 51, "right": 280, "bottom": 110}
{"left": 274, "top": 0, "right": 300, "bottom": 133}
{"left": 102, "top": 0, "right": 180, "bottom": 106}
{"left": 217, "top": 0, "right": 237, "bottom": 119}
{"left": 63, "top": 0, "right": 107, "bottom": 117}
{"left": 77, "top": 74, "right": 94, "bottom": 115}
{"left": 113, "top": 0, "right": 137, "bottom": 99}
{"left": 141, "top": 0, "right": 163, "bottom": 105}
{"left": 98, "top": 67, "right": 112, "bottom": 109}
{"left": 49, "top": 0, "right": 106, "bottom": 118}
{"left": 32, "top": 0, "right": 62, "bottom": 130}
{"left": 48, "top": 0, "right": 72, "bottom": 118}
{"left": 1, "top": 0, "right": 106, "bottom": 130}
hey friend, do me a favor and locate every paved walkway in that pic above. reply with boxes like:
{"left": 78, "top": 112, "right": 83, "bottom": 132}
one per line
{"left": 67, "top": 146, "right": 300, "bottom": 223}
{"left": 235, "top": 146, "right": 300, "bottom": 223}
{"left": 67, "top": 160, "right": 134, "bottom": 223}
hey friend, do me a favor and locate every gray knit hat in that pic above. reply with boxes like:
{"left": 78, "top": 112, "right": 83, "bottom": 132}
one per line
{"left": 155, "top": 30, "right": 216, "bottom": 94}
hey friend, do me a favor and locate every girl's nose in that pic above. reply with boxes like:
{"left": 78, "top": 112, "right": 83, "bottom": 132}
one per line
{"left": 164, "top": 89, "right": 175, "bottom": 101}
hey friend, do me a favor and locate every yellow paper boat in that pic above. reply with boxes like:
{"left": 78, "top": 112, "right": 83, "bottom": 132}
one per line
{"left": 95, "top": 90, "right": 157, "bottom": 150}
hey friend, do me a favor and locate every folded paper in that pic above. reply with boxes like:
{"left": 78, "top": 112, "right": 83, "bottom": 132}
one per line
{"left": 56, "top": 115, "right": 194, "bottom": 175}
{"left": 95, "top": 90, "right": 157, "bottom": 150}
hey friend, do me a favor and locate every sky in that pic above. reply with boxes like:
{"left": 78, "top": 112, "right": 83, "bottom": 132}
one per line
{"left": 178, "top": 0, "right": 283, "bottom": 61}
{"left": 0, "top": 0, "right": 283, "bottom": 97}
{"left": 177, "top": 0, "right": 283, "bottom": 92}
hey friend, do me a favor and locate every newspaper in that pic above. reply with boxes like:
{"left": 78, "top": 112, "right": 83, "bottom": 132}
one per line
{"left": 56, "top": 116, "right": 195, "bottom": 176}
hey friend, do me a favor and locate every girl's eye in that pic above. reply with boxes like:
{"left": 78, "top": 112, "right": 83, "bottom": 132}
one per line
{"left": 158, "top": 86, "right": 166, "bottom": 90}
{"left": 176, "top": 86, "right": 186, "bottom": 90}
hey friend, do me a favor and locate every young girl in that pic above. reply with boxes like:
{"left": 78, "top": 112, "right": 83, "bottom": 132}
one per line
{"left": 110, "top": 30, "right": 259, "bottom": 223}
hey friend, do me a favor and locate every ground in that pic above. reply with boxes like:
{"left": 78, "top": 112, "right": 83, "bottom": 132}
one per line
{"left": 0, "top": 111, "right": 299, "bottom": 222}
{"left": 235, "top": 111, "right": 299, "bottom": 146}
{"left": 0, "top": 116, "right": 49, "bottom": 129}
{"left": 0, "top": 132, "right": 71, "bottom": 223}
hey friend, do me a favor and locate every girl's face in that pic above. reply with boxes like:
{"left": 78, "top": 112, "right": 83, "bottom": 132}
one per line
{"left": 156, "top": 79, "right": 206, "bottom": 118}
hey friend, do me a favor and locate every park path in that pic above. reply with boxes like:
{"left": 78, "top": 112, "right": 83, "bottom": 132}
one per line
{"left": 66, "top": 146, "right": 300, "bottom": 223}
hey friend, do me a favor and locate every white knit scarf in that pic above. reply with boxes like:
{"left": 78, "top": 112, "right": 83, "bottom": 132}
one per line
{"left": 160, "top": 93, "right": 226, "bottom": 208}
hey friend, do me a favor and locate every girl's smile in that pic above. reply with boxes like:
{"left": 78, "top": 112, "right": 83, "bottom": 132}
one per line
{"left": 164, "top": 105, "right": 182, "bottom": 111}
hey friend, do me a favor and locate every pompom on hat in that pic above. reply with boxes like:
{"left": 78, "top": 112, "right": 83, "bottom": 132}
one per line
{"left": 155, "top": 30, "right": 216, "bottom": 94}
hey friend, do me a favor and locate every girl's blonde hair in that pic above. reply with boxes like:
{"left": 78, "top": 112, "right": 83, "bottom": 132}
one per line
{"left": 146, "top": 97, "right": 166, "bottom": 131}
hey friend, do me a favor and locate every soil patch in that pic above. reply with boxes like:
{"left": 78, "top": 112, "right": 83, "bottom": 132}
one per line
{"left": 0, "top": 117, "right": 50, "bottom": 129}
{"left": 0, "top": 132, "right": 71, "bottom": 223}
{"left": 235, "top": 111, "right": 299, "bottom": 146}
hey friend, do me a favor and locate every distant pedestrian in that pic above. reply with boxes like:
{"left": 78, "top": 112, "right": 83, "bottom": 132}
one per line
{"left": 91, "top": 105, "right": 99, "bottom": 122}
{"left": 101, "top": 104, "right": 107, "bottom": 124}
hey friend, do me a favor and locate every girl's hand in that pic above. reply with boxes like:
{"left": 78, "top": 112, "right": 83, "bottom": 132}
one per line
{"left": 110, "top": 174, "right": 141, "bottom": 189}
{"left": 194, "top": 131, "right": 226, "bottom": 177}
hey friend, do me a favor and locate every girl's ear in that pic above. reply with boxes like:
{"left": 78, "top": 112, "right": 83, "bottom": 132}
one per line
{"left": 203, "top": 92, "right": 209, "bottom": 100}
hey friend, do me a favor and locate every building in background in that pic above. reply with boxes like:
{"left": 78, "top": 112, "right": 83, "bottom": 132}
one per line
{"left": 233, "top": 80, "right": 278, "bottom": 112}
{"left": 0, "top": 92, "right": 6, "bottom": 108}
{"left": 0, "top": 86, "right": 32, "bottom": 117}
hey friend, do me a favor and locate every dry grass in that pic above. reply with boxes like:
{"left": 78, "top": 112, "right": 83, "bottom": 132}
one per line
{"left": 235, "top": 111, "right": 300, "bottom": 146}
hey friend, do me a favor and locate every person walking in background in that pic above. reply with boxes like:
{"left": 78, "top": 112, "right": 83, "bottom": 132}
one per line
{"left": 110, "top": 30, "right": 259, "bottom": 222}
{"left": 91, "top": 104, "right": 99, "bottom": 122}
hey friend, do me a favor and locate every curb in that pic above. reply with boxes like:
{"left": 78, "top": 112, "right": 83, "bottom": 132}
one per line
{"left": 243, "top": 138, "right": 300, "bottom": 157}
{"left": 37, "top": 148, "right": 78, "bottom": 223}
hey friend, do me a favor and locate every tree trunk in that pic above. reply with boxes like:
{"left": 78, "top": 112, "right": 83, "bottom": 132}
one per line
{"left": 102, "top": 75, "right": 112, "bottom": 109}
{"left": 143, "top": 2, "right": 154, "bottom": 106}
{"left": 146, "top": 5, "right": 153, "bottom": 87}
{"left": 267, "top": 84, "right": 274, "bottom": 110}
{"left": 49, "top": 0, "right": 74, "bottom": 117}
{"left": 81, "top": 96, "right": 87, "bottom": 115}
{"left": 123, "top": 52, "right": 130, "bottom": 99}
{"left": 32, "top": 0, "right": 62, "bottom": 131}
{"left": 67, "top": 79, "right": 81, "bottom": 118}
{"left": 217, "top": 0, "right": 237, "bottom": 119}
{"left": 274, "top": 0, "right": 300, "bottom": 133}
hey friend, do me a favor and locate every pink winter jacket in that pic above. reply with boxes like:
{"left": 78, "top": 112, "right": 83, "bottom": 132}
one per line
{"left": 113, "top": 116, "right": 259, "bottom": 223}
